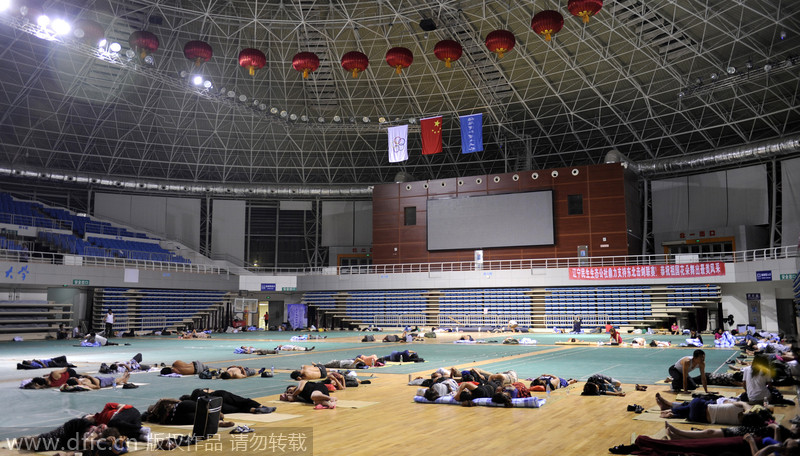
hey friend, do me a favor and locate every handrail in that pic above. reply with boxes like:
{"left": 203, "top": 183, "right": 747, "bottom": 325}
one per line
{"left": 246, "top": 245, "right": 798, "bottom": 276}
{"left": 0, "top": 248, "right": 228, "bottom": 275}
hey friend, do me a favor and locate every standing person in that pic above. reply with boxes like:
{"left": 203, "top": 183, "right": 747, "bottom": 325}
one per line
{"left": 264, "top": 311, "right": 269, "bottom": 330}
{"left": 670, "top": 349, "right": 709, "bottom": 393}
{"left": 105, "top": 309, "right": 114, "bottom": 338}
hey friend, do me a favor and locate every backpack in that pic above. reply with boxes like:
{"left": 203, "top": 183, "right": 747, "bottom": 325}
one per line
{"left": 361, "top": 335, "right": 375, "bottom": 342}
{"left": 198, "top": 369, "right": 218, "bottom": 379}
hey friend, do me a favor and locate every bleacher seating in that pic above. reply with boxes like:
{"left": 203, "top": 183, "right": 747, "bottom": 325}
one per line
{"left": 93, "top": 288, "right": 230, "bottom": 333}
{"left": 0, "top": 300, "right": 73, "bottom": 338}
{"left": 303, "top": 284, "right": 720, "bottom": 330}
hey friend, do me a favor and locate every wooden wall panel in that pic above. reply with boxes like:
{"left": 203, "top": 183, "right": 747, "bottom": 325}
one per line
{"left": 371, "top": 163, "right": 634, "bottom": 264}
{"left": 587, "top": 196, "right": 626, "bottom": 215}
{"left": 373, "top": 212, "right": 399, "bottom": 230}
{"left": 457, "top": 175, "right": 488, "bottom": 194}
{"left": 487, "top": 172, "right": 519, "bottom": 193}
{"left": 372, "top": 183, "right": 399, "bottom": 199}
{"left": 372, "top": 198, "right": 398, "bottom": 214}
{"left": 399, "top": 226, "right": 426, "bottom": 243}
{"left": 428, "top": 178, "right": 458, "bottom": 195}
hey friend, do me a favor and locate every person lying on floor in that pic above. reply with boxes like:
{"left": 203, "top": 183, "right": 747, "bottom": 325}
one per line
{"left": 219, "top": 365, "right": 262, "bottom": 379}
{"left": 99, "top": 353, "right": 148, "bottom": 373}
{"left": 290, "top": 363, "right": 329, "bottom": 380}
{"left": 654, "top": 391, "right": 752, "bottom": 424}
{"left": 60, "top": 372, "right": 132, "bottom": 391}
{"left": 142, "top": 388, "right": 276, "bottom": 426}
{"left": 379, "top": 350, "right": 423, "bottom": 363}
{"left": 159, "top": 360, "right": 207, "bottom": 376}
{"left": 82, "top": 332, "right": 119, "bottom": 346}
{"left": 14, "top": 417, "right": 127, "bottom": 456}
{"left": 530, "top": 374, "right": 577, "bottom": 390}
{"left": 280, "top": 381, "right": 337, "bottom": 409}
{"left": 16, "top": 355, "right": 75, "bottom": 370}
{"left": 580, "top": 373, "right": 625, "bottom": 396}
{"left": 21, "top": 367, "right": 80, "bottom": 389}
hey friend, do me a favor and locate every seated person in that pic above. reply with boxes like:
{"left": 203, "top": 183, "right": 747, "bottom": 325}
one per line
{"left": 608, "top": 327, "right": 622, "bottom": 345}
{"left": 280, "top": 381, "right": 337, "bottom": 409}
{"left": 290, "top": 364, "right": 328, "bottom": 380}
{"left": 16, "top": 355, "right": 75, "bottom": 370}
{"left": 531, "top": 374, "right": 577, "bottom": 390}
{"left": 56, "top": 324, "right": 69, "bottom": 340}
{"left": 219, "top": 365, "right": 258, "bottom": 379}
{"left": 160, "top": 360, "right": 207, "bottom": 376}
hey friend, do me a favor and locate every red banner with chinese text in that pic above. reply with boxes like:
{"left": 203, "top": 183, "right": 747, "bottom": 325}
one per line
{"left": 568, "top": 262, "right": 725, "bottom": 280}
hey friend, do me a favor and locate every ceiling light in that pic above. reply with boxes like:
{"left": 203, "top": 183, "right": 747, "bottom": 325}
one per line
{"left": 179, "top": 70, "right": 188, "bottom": 78}
{"left": 362, "top": 116, "right": 370, "bottom": 123}
{"left": 259, "top": 103, "right": 267, "bottom": 110}
{"left": 227, "top": 90, "right": 236, "bottom": 98}
{"left": 0, "top": 0, "right": 10, "bottom": 12}
{"left": 51, "top": 19, "right": 71, "bottom": 35}
{"left": 37, "top": 15, "right": 50, "bottom": 28}
{"left": 270, "top": 107, "right": 278, "bottom": 114}
{"left": 710, "top": 72, "right": 718, "bottom": 81}
{"left": 349, "top": 117, "right": 356, "bottom": 123}
{"left": 280, "top": 110, "right": 288, "bottom": 118}
{"left": 726, "top": 66, "right": 736, "bottom": 74}
{"left": 746, "top": 60, "right": 753, "bottom": 70}
{"left": 317, "top": 117, "right": 325, "bottom": 123}
{"left": 763, "top": 62, "right": 773, "bottom": 72}
{"left": 678, "top": 91, "right": 685, "bottom": 98}
{"left": 192, "top": 75, "right": 203, "bottom": 85}
{"left": 98, "top": 39, "right": 107, "bottom": 48}
{"left": 238, "top": 94, "right": 247, "bottom": 102}
{"left": 143, "top": 55, "right": 154, "bottom": 65}
{"left": 378, "top": 116, "right": 386, "bottom": 123}
{"left": 125, "top": 49, "right": 135, "bottom": 58}
{"left": 300, "top": 115, "right": 308, "bottom": 122}
{"left": 333, "top": 115, "right": 341, "bottom": 122}
{"left": 109, "top": 42, "right": 121, "bottom": 53}
{"left": 289, "top": 113, "right": 298, "bottom": 121}
{"left": 780, "top": 30, "right": 787, "bottom": 40}
{"left": 203, "top": 80, "right": 212, "bottom": 88}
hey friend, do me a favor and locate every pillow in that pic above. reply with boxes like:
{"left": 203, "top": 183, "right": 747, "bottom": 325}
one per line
{"left": 530, "top": 385, "right": 546, "bottom": 392}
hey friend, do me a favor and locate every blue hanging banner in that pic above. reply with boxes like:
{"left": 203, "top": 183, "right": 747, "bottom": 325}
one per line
{"left": 459, "top": 113, "right": 483, "bottom": 154}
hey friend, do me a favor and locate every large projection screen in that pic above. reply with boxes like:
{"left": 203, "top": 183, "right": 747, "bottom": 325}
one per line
{"left": 427, "top": 191, "right": 554, "bottom": 251}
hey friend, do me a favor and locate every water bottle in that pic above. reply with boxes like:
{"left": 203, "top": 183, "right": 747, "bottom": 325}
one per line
{"left": 545, "top": 382, "right": 551, "bottom": 397}
{"left": 270, "top": 365, "right": 274, "bottom": 376}
{"left": 113, "top": 378, "right": 118, "bottom": 390}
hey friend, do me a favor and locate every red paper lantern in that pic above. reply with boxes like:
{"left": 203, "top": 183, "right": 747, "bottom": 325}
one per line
{"left": 74, "top": 19, "right": 105, "bottom": 47}
{"left": 568, "top": 0, "right": 603, "bottom": 24}
{"left": 341, "top": 51, "right": 369, "bottom": 78}
{"left": 183, "top": 40, "right": 213, "bottom": 66}
{"left": 531, "top": 10, "right": 564, "bottom": 41}
{"left": 485, "top": 30, "right": 515, "bottom": 58}
{"left": 434, "top": 40, "right": 462, "bottom": 68}
{"left": 292, "top": 52, "right": 320, "bottom": 78}
{"left": 239, "top": 48, "right": 266, "bottom": 76}
{"left": 128, "top": 30, "right": 159, "bottom": 59}
{"left": 385, "top": 47, "right": 413, "bottom": 74}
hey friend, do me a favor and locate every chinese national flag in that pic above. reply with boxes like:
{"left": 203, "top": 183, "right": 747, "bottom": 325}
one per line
{"left": 421, "top": 116, "right": 443, "bottom": 155}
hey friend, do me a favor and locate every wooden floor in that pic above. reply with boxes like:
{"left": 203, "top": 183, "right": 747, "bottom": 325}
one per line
{"left": 1, "top": 333, "right": 797, "bottom": 456}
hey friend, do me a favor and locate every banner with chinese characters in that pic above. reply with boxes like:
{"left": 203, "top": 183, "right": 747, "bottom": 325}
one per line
{"left": 568, "top": 262, "right": 725, "bottom": 280}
